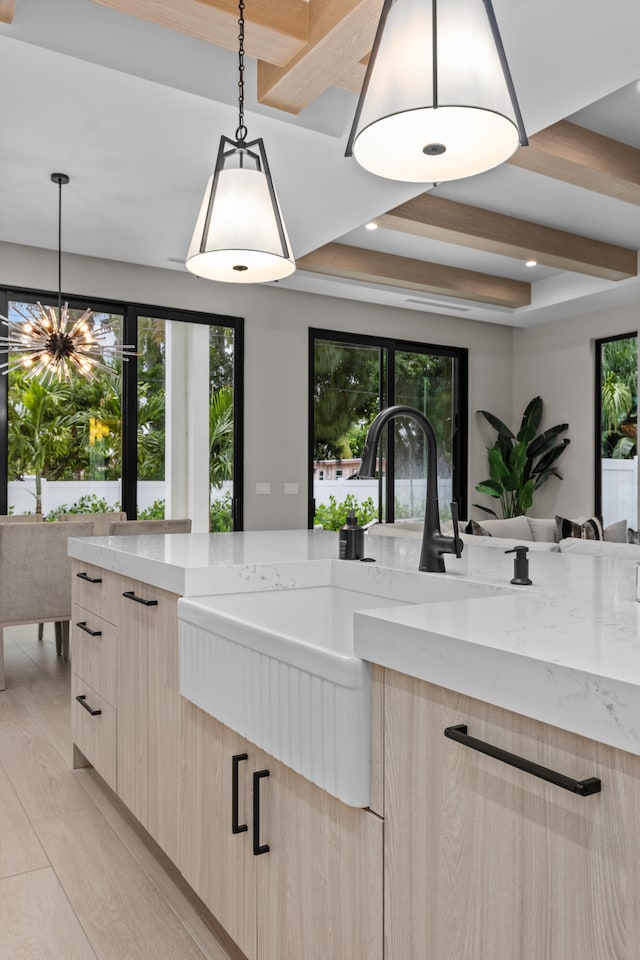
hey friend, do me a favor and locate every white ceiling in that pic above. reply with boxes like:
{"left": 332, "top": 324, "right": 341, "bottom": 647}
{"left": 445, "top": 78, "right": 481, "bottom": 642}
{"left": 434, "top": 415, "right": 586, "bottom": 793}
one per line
{"left": 0, "top": 0, "right": 639, "bottom": 328}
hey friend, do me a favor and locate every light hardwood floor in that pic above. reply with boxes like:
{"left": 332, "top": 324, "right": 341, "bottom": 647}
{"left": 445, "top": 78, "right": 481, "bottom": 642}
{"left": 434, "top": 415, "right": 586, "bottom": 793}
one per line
{"left": 0, "top": 625, "right": 245, "bottom": 960}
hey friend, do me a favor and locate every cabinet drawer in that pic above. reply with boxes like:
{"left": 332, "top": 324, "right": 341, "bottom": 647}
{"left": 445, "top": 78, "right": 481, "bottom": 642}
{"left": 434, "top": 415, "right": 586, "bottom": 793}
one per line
{"left": 71, "top": 561, "right": 121, "bottom": 626}
{"left": 71, "top": 603, "right": 117, "bottom": 708}
{"left": 71, "top": 673, "right": 117, "bottom": 791}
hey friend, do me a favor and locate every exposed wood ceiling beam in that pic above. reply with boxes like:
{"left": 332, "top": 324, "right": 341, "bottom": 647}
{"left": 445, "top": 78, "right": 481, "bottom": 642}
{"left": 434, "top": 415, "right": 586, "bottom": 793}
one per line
{"left": 0, "top": 1, "right": 15, "bottom": 23}
{"left": 334, "top": 57, "right": 368, "bottom": 94}
{"left": 297, "top": 242, "right": 530, "bottom": 308}
{"left": 89, "top": 0, "right": 308, "bottom": 67}
{"left": 378, "top": 195, "right": 637, "bottom": 282}
{"left": 509, "top": 120, "right": 640, "bottom": 207}
{"left": 257, "top": 0, "right": 383, "bottom": 114}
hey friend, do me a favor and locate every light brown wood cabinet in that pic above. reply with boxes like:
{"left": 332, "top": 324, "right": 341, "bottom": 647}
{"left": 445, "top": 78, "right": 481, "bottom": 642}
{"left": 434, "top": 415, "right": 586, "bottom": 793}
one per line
{"left": 383, "top": 667, "right": 640, "bottom": 960}
{"left": 71, "top": 562, "right": 181, "bottom": 863}
{"left": 71, "top": 561, "right": 121, "bottom": 791}
{"left": 179, "top": 700, "right": 258, "bottom": 960}
{"left": 118, "top": 578, "right": 180, "bottom": 863}
{"left": 257, "top": 750, "right": 383, "bottom": 960}
{"left": 179, "top": 700, "right": 383, "bottom": 960}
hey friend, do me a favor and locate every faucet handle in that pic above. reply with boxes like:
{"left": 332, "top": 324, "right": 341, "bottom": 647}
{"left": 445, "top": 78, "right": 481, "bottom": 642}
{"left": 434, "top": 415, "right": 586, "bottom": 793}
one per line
{"left": 450, "top": 501, "right": 463, "bottom": 559}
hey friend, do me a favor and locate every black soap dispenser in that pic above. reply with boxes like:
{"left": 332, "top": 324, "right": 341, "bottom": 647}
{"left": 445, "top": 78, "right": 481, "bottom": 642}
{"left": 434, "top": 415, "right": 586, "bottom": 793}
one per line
{"left": 339, "top": 509, "right": 365, "bottom": 560}
{"left": 505, "top": 545, "right": 532, "bottom": 585}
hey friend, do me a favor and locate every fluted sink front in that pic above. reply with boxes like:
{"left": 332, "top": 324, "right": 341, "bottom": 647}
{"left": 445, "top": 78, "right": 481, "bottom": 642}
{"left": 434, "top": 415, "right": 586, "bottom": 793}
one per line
{"left": 177, "top": 560, "right": 504, "bottom": 806}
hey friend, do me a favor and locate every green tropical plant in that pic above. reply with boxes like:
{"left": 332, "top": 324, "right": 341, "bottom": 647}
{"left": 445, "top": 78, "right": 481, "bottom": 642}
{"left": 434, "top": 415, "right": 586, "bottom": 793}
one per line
{"left": 45, "top": 494, "right": 121, "bottom": 521}
{"left": 313, "top": 494, "right": 377, "bottom": 531}
{"left": 474, "top": 397, "right": 570, "bottom": 518}
{"left": 210, "top": 491, "right": 233, "bottom": 532}
{"left": 209, "top": 386, "right": 234, "bottom": 489}
{"left": 137, "top": 498, "right": 166, "bottom": 520}
{"left": 600, "top": 337, "right": 637, "bottom": 460}
{"left": 8, "top": 375, "right": 84, "bottom": 514}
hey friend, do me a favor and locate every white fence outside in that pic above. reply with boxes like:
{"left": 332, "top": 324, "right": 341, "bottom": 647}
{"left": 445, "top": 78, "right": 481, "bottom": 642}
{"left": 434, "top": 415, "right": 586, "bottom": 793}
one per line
{"left": 8, "top": 480, "right": 234, "bottom": 517}
{"left": 313, "top": 476, "right": 453, "bottom": 518}
{"left": 12, "top": 468, "right": 629, "bottom": 527}
{"left": 601, "top": 458, "right": 637, "bottom": 528}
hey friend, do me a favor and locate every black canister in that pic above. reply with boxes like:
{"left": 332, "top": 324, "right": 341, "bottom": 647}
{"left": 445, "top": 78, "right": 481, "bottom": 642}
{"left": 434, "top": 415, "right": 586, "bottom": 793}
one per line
{"left": 339, "top": 509, "right": 365, "bottom": 560}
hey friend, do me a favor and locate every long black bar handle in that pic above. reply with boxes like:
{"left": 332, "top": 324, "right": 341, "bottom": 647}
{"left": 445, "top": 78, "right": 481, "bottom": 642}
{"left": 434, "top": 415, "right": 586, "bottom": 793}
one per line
{"left": 75, "top": 694, "right": 102, "bottom": 716}
{"left": 122, "top": 590, "right": 158, "bottom": 607}
{"left": 444, "top": 724, "right": 601, "bottom": 797}
{"left": 232, "top": 753, "right": 249, "bottom": 835}
{"left": 253, "top": 770, "right": 270, "bottom": 855}
{"left": 76, "top": 621, "right": 102, "bottom": 637}
{"left": 76, "top": 572, "right": 102, "bottom": 584}
{"left": 450, "top": 501, "right": 462, "bottom": 558}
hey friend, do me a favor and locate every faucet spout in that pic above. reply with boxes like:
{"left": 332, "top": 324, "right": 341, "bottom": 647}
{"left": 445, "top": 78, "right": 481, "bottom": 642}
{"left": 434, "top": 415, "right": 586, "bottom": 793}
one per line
{"left": 359, "top": 404, "right": 463, "bottom": 573}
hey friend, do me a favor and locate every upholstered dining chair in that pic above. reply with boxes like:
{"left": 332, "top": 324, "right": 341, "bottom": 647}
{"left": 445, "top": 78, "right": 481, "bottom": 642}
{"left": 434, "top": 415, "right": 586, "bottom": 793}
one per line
{"left": 59, "top": 511, "right": 126, "bottom": 535}
{"left": 108, "top": 518, "right": 192, "bottom": 535}
{"left": 0, "top": 514, "right": 43, "bottom": 523}
{"left": 0, "top": 516, "right": 45, "bottom": 639}
{"left": 0, "top": 520, "right": 93, "bottom": 690}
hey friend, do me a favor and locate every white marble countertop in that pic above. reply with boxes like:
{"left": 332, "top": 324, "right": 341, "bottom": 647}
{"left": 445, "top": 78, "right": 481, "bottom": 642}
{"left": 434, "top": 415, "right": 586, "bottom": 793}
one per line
{"left": 69, "top": 528, "right": 640, "bottom": 756}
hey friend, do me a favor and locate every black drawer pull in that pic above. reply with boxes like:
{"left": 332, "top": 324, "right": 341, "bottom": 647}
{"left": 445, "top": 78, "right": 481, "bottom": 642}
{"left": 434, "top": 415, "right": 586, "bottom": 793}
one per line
{"left": 76, "top": 572, "right": 102, "bottom": 584}
{"left": 232, "top": 753, "right": 248, "bottom": 835}
{"left": 444, "top": 724, "right": 601, "bottom": 797}
{"left": 253, "top": 770, "right": 270, "bottom": 855}
{"left": 76, "top": 694, "right": 102, "bottom": 716}
{"left": 122, "top": 590, "right": 158, "bottom": 607}
{"left": 76, "top": 621, "right": 102, "bottom": 637}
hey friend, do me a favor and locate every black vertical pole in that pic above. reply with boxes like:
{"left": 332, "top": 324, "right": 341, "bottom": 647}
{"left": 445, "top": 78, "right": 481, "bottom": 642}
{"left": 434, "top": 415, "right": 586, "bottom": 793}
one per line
{"left": 121, "top": 307, "right": 138, "bottom": 519}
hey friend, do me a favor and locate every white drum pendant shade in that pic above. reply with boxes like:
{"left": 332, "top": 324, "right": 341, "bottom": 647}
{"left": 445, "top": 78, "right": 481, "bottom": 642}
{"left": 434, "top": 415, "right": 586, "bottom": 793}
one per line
{"left": 186, "top": 138, "right": 295, "bottom": 284}
{"left": 346, "top": 0, "right": 527, "bottom": 183}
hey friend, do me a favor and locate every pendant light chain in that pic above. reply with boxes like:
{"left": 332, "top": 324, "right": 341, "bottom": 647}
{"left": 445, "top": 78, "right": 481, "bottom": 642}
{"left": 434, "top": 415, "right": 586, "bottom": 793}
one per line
{"left": 57, "top": 177, "right": 62, "bottom": 315}
{"left": 185, "top": 0, "right": 295, "bottom": 282}
{"left": 235, "top": 0, "right": 247, "bottom": 143}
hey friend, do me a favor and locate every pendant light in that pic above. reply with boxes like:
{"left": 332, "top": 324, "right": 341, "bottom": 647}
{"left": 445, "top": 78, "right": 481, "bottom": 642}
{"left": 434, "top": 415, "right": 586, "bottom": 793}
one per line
{"left": 0, "top": 173, "right": 136, "bottom": 382}
{"left": 186, "top": 0, "right": 295, "bottom": 283}
{"left": 346, "top": 0, "right": 528, "bottom": 183}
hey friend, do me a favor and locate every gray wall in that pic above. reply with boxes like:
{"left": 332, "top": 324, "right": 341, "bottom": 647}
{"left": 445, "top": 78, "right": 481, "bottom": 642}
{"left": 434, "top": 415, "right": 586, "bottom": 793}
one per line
{"left": 2, "top": 241, "right": 513, "bottom": 529}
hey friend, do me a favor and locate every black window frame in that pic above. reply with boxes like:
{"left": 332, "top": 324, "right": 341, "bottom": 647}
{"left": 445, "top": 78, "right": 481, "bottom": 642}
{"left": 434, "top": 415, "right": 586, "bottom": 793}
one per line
{"left": 308, "top": 328, "right": 468, "bottom": 528}
{"left": 0, "top": 285, "right": 244, "bottom": 528}
{"left": 594, "top": 330, "right": 636, "bottom": 519}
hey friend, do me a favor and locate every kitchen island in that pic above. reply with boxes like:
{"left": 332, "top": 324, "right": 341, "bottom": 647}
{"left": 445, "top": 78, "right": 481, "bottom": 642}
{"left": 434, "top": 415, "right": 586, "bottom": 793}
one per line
{"left": 68, "top": 529, "right": 640, "bottom": 960}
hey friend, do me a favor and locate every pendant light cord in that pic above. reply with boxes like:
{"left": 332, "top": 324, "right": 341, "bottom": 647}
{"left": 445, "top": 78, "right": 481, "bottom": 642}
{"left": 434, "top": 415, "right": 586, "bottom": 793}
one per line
{"left": 57, "top": 177, "right": 62, "bottom": 316}
{"left": 235, "top": 0, "right": 247, "bottom": 143}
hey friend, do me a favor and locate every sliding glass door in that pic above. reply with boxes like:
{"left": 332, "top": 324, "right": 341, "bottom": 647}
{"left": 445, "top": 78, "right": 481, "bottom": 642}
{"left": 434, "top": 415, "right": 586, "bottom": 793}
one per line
{"left": 0, "top": 289, "right": 243, "bottom": 530}
{"left": 4, "top": 297, "right": 125, "bottom": 518}
{"left": 309, "top": 330, "right": 467, "bottom": 528}
{"left": 596, "top": 332, "right": 638, "bottom": 527}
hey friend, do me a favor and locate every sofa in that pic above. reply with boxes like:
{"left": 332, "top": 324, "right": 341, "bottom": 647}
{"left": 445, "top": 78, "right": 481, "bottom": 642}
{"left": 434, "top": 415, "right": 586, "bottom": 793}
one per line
{"left": 369, "top": 514, "right": 640, "bottom": 559}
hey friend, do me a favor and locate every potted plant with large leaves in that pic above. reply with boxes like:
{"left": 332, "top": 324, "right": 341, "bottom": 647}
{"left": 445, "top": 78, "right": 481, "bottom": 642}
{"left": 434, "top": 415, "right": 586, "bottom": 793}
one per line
{"left": 474, "top": 396, "right": 570, "bottom": 518}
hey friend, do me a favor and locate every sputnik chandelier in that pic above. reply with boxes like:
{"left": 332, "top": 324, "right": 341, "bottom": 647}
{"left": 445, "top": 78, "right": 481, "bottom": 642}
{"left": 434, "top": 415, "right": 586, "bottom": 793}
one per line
{"left": 0, "top": 173, "right": 135, "bottom": 383}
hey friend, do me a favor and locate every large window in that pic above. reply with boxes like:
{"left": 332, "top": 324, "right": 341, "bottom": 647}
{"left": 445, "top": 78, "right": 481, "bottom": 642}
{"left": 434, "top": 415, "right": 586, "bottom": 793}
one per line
{"left": 595, "top": 332, "right": 637, "bottom": 527}
{"left": 309, "top": 329, "right": 467, "bottom": 528}
{"left": 0, "top": 289, "right": 243, "bottom": 529}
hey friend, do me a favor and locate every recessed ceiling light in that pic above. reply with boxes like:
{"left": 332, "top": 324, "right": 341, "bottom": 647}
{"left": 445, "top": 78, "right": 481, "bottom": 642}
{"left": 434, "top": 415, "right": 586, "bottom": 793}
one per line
{"left": 365, "top": 221, "right": 379, "bottom": 230}
{"left": 526, "top": 260, "right": 537, "bottom": 267}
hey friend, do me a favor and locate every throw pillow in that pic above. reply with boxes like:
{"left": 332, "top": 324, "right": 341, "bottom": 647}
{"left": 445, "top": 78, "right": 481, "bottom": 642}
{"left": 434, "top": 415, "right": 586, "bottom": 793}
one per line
{"left": 526, "top": 517, "right": 558, "bottom": 542}
{"left": 555, "top": 514, "right": 604, "bottom": 541}
{"left": 603, "top": 519, "right": 627, "bottom": 543}
{"left": 476, "top": 515, "right": 532, "bottom": 540}
{"left": 469, "top": 519, "right": 492, "bottom": 536}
